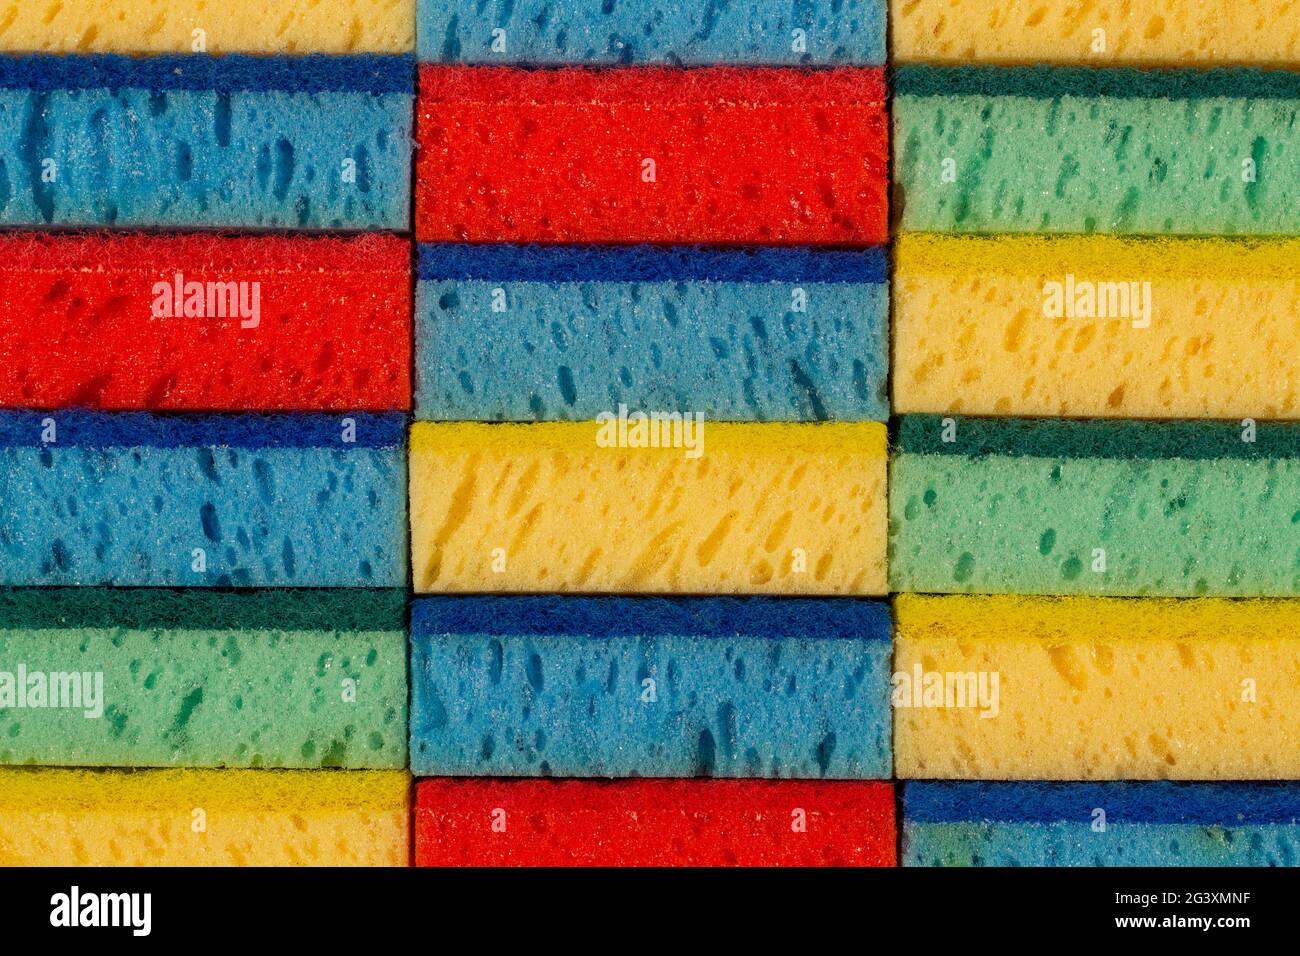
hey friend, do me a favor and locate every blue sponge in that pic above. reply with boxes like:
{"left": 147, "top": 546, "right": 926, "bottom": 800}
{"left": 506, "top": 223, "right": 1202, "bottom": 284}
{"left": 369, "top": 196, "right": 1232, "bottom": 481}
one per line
{"left": 905, "top": 783, "right": 1300, "bottom": 867}
{"left": 418, "top": 1, "right": 886, "bottom": 65}
{"left": 416, "top": 245, "right": 889, "bottom": 422}
{"left": 0, "top": 412, "right": 407, "bottom": 587}
{"left": 0, "top": 54, "right": 412, "bottom": 230}
{"left": 409, "top": 596, "right": 893, "bottom": 778}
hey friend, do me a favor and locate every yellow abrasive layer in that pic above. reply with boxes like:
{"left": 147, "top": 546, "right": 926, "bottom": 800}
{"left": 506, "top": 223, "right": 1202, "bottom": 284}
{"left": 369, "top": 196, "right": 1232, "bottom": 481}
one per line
{"left": 0, "top": 769, "right": 410, "bottom": 865}
{"left": 0, "top": 0, "right": 413, "bottom": 54}
{"left": 894, "top": 234, "right": 1300, "bottom": 419}
{"left": 409, "top": 422, "right": 888, "bottom": 595}
{"left": 894, "top": 595, "right": 1300, "bottom": 780}
{"left": 892, "top": 0, "right": 1300, "bottom": 65}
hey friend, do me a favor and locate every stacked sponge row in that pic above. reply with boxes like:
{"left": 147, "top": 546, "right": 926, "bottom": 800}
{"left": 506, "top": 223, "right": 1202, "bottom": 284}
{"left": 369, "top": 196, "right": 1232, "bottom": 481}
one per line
{"left": 891, "top": 2, "right": 1300, "bottom": 866}
{"left": 0, "top": 1, "right": 414, "bottom": 865}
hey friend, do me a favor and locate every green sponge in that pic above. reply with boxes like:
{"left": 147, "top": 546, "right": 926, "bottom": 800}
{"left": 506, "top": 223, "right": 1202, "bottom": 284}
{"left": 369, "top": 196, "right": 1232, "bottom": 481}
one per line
{"left": 0, "top": 589, "right": 407, "bottom": 769}
{"left": 890, "top": 416, "right": 1300, "bottom": 597}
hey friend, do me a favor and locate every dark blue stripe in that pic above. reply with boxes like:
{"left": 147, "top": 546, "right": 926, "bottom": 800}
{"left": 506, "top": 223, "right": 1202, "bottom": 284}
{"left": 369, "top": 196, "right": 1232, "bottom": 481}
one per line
{"left": 906, "top": 782, "right": 1300, "bottom": 826}
{"left": 412, "top": 596, "right": 892, "bottom": 641}
{"left": 417, "top": 244, "right": 888, "bottom": 284}
{"left": 0, "top": 412, "right": 408, "bottom": 449}
{"left": 0, "top": 54, "right": 414, "bottom": 94}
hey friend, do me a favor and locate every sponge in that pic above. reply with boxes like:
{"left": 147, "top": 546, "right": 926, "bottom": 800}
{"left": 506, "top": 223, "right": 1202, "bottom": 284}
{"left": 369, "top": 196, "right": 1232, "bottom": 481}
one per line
{"left": 0, "top": 1, "right": 413, "bottom": 54}
{"left": 410, "top": 596, "right": 891, "bottom": 778}
{"left": 889, "top": 416, "right": 1300, "bottom": 597}
{"left": 409, "top": 422, "right": 887, "bottom": 594}
{"left": 416, "top": 244, "right": 889, "bottom": 422}
{"left": 905, "top": 782, "right": 1300, "bottom": 867}
{"left": 894, "top": 594, "right": 1300, "bottom": 780}
{"left": 0, "top": 411, "right": 407, "bottom": 587}
{"left": 417, "top": 779, "right": 896, "bottom": 866}
{"left": 0, "top": 232, "right": 410, "bottom": 411}
{"left": 894, "top": 234, "right": 1300, "bottom": 419}
{"left": 0, "top": 54, "right": 412, "bottom": 230}
{"left": 416, "top": 66, "right": 888, "bottom": 244}
{"left": 0, "top": 588, "right": 406, "bottom": 768}
{"left": 0, "top": 767, "right": 408, "bottom": 865}
{"left": 895, "top": 66, "right": 1300, "bottom": 237}
{"left": 893, "top": 1, "right": 1300, "bottom": 66}
{"left": 418, "top": 1, "right": 885, "bottom": 65}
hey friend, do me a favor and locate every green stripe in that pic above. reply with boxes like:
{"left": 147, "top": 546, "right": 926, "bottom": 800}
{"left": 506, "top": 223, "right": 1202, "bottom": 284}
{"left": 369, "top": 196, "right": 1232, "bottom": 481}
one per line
{"left": 897, "top": 416, "right": 1300, "bottom": 460}
{"left": 893, "top": 65, "right": 1300, "bottom": 100}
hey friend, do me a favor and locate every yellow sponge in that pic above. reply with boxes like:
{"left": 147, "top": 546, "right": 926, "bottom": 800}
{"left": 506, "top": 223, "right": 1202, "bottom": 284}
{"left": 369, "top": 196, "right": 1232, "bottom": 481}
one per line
{"left": 894, "top": 235, "right": 1300, "bottom": 419}
{"left": 892, "top": 0, "right": 1300, "bottom": 65}
{"left": 409, "top": 422, "right": 888, "bottom": 594}
{"left": 894, "top": 595, "right": 1300, "bottom": 780}
{"left": 0, "top": 0, "right": 413, "bottom": 54}
{"left": 0, "top": 769, "right": 409, "bottom": 866}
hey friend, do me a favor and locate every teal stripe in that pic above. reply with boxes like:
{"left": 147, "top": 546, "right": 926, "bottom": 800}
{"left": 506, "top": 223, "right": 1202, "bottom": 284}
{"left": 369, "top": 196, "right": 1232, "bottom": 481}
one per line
{"left": 893, "top": 65, "right": 1300, "bottom": 100}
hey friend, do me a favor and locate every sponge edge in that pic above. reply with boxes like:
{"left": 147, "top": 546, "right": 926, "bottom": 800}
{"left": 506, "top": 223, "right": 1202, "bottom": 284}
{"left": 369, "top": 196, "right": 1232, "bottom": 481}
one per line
{"left": 0, "top": 768, "right": 410, "bottom": 865}
{"left": 408, "top": 422, "right": 888, "bottom": 594}
{"left": 893, "top": 595, "right": 1300, "bottom": 780}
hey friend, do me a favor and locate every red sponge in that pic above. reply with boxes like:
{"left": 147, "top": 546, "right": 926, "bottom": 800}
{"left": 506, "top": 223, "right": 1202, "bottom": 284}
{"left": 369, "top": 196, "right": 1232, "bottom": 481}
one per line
{"left": 0, "top": 232, "right": 410, "bottom": 411}
{"left": 415, "top": 779, "right": 897, "bottom": 867}
{"left": 415, "top": 66, "right": 889, "bottom": 245}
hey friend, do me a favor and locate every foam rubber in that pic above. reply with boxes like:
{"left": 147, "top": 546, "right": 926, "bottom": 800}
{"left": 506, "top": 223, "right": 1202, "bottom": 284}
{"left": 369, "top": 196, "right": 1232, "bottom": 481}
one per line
{"left": 0, "top": 411, "right": 407, "bottom": 587}
{"left": 904, "top": 782, "right": 1300, "bottom": 867}
{"left": 416, "top": 779, "right": 896, "bottom": 866}
{"left": 0, "top": 589, "right": 406, "bottom": 768}
{"left": 416, "top": 244, "right": 889, "bottom": 422}
{"left": 0, "top": 232, "right": 410, "bottom": 411}
{"left": 409, "top": 421, "right": 888, "bottom": 594}
{"left": 409, "top": 596, "right": 892, "bottom": 778}
{"left": 894, "top": 234, "right": 1300, "bottom": 419}
{"left": 415, "top": 65, "right": 888, "bottom": 244}
{"left": 894, "top": 595, "right": 1300, "bottom": 780}
{"left": 0, "top": 767, "right": 409, "bottom": 865}
{"left": 889, "top": 416, "right": 1300, "bottom": 597}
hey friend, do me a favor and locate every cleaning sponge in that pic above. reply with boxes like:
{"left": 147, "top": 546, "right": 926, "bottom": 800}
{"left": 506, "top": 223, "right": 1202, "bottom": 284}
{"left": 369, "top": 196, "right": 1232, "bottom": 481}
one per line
{"left": 0, "top": 588, "right": 406, "bottom": 768}
{"left": 905, "top": 782, "right": 1300, "bottom": 867}
{"left": 0, "top": 54, "right": 412, "bottom": 230}
{"left": 0, "top": 232, "right": 410, "bottom": 411}
{"left": 0, "top": 767, "right": 409, "bottom": 865}
{"left": 416, "top": 244, "right": 889, "bottom": 422}
{"left": 0, "top": 411, "right": 407, "bottom": 587}
{"left": 895, "top": 66, "right": 1300, "bottom": 236}
{"left": 416, "top": 66, "right": 888, "bottom": 244}
{"left": 409, "top": 422, "right": 887, "bottom": 594}
{"left": 417, "top": 779, "right": 896, "bottom": 866}
{"left": 894, "top": 234, "right": 1300, "bottom": 419}
{"left": 418, "top": 1, "right": 886, "bottom": 65}
{"left": 894, "top": 595, "right": 1300, "bottom": 780}
{"left": 410, "top": 596, "right": 892, "bottom": 778}
{"left": 890, "top": 416, "right": 1300, "bottom": 597}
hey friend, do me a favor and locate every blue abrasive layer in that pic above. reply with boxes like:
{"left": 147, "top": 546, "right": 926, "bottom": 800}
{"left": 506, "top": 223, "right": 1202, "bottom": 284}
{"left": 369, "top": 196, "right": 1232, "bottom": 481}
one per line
{"left": 0, "top": 412, "right": 407, "bottom": 448}
{"left": 417, "top": 1, "right": 886, "bottom": 65}
{"left": 410, "top": 596, "right": 893, "bottom": 778}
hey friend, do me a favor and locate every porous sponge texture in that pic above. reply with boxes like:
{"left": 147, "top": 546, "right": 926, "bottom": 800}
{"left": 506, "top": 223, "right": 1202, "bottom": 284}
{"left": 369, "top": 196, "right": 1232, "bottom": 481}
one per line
{"left": 892, "top": 0, "right": 1300, "bottom": 66}
{"left": 0, "top": 1, "right": 414, "bottom": 54}
{"left": 416, "top": 66, "right": 888, "bottom": 244}
{"left": 410, "top": 596, "right": 892, "bottom": 778}
{"left": 894, "top": 68, "right": 1300, "bottom": 236}
{"left": 894, "top": 235, "right": 1300, "bottom": 419}
{"left": 894, "top": 595, "right": 1300, "bottom": 780}
{"left": 889, "top": 417, "right": 1300, "bottom": 597}
{"left": 0, "top": 768, "right": 409, "bottom": 865}
{"left": 0, "top": 589, "right": 406, "bottom": 768}
{"left": 409, "top": 422, "right": 888, "bottom": 594}
{"left": 0, "top": 233, "right": 410, "bottom": 411}
{"left": 418, "top": 1, "right": 886, "bottom": 65}
{"left": 416, "top": 779, "right": 896, "bottom": 866}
